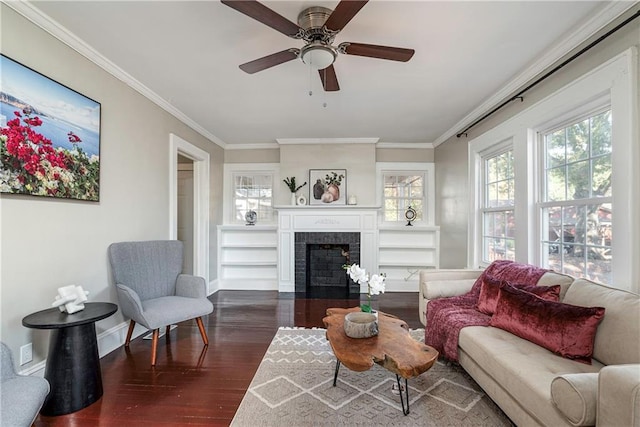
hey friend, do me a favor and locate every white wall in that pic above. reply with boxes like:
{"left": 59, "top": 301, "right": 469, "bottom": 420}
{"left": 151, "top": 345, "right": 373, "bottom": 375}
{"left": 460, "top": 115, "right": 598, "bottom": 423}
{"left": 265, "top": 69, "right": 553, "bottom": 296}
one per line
{"left": 0, "top": 5, "right": 224, "bottom": 368}
{"left": 278, "top": 143, "right": 377, "bottom": 206}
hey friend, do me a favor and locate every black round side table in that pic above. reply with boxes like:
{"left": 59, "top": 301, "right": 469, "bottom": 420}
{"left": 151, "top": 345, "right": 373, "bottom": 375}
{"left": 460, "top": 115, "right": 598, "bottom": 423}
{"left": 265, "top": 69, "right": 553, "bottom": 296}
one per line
{"left": 22, "top": 302, "right": 118, "bottom": 416}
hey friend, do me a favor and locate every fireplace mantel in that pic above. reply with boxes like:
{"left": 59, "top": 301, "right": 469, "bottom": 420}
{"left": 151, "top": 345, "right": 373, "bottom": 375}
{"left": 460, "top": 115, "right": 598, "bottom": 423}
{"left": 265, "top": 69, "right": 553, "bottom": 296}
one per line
{"left": 275, "top": 206, "right": 379, "bottom": 292}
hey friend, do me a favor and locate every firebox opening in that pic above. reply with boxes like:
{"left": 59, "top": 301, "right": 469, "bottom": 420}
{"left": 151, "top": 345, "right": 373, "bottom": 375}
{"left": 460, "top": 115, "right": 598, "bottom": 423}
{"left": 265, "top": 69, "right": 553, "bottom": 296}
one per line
{"left": 294, "top": 232, "right": 360, "bottom": 299}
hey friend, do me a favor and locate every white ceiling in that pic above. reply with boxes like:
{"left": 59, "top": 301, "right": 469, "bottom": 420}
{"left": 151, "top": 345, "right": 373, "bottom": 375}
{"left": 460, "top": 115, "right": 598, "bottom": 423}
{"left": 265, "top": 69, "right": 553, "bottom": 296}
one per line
{"left": 23, "top": 1, "right": 626, "bottom": 148}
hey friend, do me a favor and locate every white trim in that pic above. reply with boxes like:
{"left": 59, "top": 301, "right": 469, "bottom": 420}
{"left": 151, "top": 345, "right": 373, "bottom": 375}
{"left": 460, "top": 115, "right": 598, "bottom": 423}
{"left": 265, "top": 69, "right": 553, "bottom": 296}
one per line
{"left": 467, "top": 48, "right": 637, "bottom": 291}
{"left": 169, "top": 134, "right": 210, "bottom": 286}
{"left": 224, "top": 143, "right": 280, "bottom": 150}
{"left": 375, "top": 162, "right": 436, "bottom": 226}
{"left": 376, "top": 142, "right": 435, "bottom": 149}
{"left": 276, "top": 138, "right": 379, "bottom": 145}
{"left": 433, "top": 1, "right": 636, "bottom": 147}
{"left": 5, "top": 1, "right": 226, "bottom": 149}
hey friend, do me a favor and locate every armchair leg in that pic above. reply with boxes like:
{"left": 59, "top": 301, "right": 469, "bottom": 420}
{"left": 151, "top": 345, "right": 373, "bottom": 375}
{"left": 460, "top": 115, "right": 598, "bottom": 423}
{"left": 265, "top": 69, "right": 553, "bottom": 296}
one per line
{"left": 125, "top": 320, "right": 136, "bottom": 347}
{"left": 151, "top": 329, "right": 159, "bottom": 366}
{"left": 165, "top": 325, "right": 171, "bottom": 339}
{"left": 196, "top": 317, "right": 209, "bottom": 345}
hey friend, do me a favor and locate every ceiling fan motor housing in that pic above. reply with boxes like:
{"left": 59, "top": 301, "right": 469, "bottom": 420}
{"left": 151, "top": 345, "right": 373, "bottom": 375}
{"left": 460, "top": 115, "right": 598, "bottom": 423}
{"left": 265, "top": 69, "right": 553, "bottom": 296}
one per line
{"left": 297, "top": 6, "right": 336, "bottom": 43}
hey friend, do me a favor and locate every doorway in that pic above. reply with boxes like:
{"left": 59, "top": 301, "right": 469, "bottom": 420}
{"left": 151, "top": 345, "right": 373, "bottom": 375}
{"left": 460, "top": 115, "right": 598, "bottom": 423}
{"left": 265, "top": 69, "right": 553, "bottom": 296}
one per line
{"left": 177, "top": 155, "right": 194, "bottom": 274}
{"left": 169, "top": 134, "right": 210, "bottom": 290}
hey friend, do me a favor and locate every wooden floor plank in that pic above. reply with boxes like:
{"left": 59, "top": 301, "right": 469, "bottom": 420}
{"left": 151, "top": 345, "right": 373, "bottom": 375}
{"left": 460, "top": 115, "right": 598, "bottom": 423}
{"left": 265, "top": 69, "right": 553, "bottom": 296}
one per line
{"left": 33, "top": 291, "right": 420, "bottom": 426}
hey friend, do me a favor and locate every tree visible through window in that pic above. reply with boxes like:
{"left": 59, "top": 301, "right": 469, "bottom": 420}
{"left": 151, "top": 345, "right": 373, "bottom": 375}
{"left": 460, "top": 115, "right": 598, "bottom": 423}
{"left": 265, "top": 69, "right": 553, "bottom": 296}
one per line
{"left": 482, "top": 149, "right": 515, "bottom": 262}
{"left": 540, "top": 110, "right": 612, "bottom": 283}
{"left": 383, "top": 174, "right": 424, "bottom": 222}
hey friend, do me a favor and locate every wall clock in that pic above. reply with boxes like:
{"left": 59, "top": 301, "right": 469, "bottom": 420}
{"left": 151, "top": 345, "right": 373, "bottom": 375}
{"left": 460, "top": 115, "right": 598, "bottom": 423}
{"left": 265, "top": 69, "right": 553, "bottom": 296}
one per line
{"left": 405, "top": 206, "right": 416, "bottom": 226}
{"left": 245, "top": 210, "right": 257, "bottom": 226}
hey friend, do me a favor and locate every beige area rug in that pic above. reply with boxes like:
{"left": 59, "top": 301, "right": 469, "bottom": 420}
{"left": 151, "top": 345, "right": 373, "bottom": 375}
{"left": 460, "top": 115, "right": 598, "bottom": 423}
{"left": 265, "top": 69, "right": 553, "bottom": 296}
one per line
{"left": 231, "top": 327, "right": 513, "bottom": 426}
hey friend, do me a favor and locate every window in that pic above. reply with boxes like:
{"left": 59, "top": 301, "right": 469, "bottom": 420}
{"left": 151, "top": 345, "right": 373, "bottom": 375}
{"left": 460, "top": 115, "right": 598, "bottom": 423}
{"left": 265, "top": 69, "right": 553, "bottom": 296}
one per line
{"left": 232, "top": 173, "right": 273, "bottom": 223}
{"left": 540, "top": 109, "right": 612, "bottom": 283}
{"left": 481, "top": 149, "right": 515, "bottom": 262}
{"left": 377, "top": 162, "right": 435, "bottom": 225}
{"left": 383, "top": 174, "right": 424, "bottom": 222}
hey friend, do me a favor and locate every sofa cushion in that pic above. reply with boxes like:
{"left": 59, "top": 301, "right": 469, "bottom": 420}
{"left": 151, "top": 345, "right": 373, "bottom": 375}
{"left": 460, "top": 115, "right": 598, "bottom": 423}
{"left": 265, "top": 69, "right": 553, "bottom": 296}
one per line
{"left": 458, "top": 326, "right": 603, "bottom": 427}
{"left": 490, "top": 284, "right": 605, "bottom": 363}
{"left": 562, "top": 279, "right": 640, "bottom": 365}
{"left": 551, "top": 373, "right": 598, "bottom": 426}
{"left": 537, "top": 271, "right": 575, "bottom": 301}
{"left": 477, "top": 276, "right": 560, "bottom": 315}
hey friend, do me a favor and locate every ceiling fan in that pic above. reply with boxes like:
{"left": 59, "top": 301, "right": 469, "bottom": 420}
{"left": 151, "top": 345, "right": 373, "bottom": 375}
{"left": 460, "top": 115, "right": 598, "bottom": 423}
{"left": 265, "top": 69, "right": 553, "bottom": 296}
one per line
{"left": 221, "top": 0, "right": 415, "bottom": 92}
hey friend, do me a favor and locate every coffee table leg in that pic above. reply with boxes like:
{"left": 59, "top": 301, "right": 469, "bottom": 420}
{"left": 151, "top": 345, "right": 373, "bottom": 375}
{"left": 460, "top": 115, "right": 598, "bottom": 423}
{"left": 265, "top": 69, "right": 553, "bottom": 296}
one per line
{"left": 396, "top": 375, "right": 410, "bottom": 415}
{"left": 333, "top": 359, "right": 341, "bottom": 386}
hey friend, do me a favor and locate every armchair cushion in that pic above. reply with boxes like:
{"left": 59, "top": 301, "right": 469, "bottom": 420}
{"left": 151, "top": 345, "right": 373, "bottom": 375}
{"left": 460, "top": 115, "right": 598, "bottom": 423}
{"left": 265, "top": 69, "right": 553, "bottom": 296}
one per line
{"left": 551, "top": 373, "right": 598, "bottom": 426}
{"left": 141, "top": 296, "right": 213, "bottom": 329}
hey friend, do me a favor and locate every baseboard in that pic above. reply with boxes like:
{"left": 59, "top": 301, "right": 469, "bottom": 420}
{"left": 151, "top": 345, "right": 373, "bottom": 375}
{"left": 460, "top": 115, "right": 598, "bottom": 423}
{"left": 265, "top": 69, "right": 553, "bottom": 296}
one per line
{"left": 20, "top": 319, "right": 149, "bottom": 377}
{"left": 217, "top": 278, "right": 278, "bottom": 291}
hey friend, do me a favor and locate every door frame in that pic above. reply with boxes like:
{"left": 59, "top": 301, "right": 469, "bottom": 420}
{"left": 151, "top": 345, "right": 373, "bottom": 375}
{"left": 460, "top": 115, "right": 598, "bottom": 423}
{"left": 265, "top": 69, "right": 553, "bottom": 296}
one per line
{"left": 169, "top": 133, "right": 210, "bottom": 289}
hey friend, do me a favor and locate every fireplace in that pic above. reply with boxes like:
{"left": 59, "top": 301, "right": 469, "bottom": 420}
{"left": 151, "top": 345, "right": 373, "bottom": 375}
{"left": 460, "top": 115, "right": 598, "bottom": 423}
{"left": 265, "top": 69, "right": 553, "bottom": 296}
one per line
{"left": 295, "top": 232, "right": 360, "bottom": 298}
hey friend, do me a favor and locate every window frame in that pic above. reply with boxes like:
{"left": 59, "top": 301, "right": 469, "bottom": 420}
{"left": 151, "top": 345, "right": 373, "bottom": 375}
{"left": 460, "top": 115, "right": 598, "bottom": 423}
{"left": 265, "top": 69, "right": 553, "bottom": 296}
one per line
{"left": 376, "top": 162, "right": 435, "bottom": 226}
{"left": 537, "top": 106, "right": 613, "bottom": 282}
{"left": 223, "top": 163, "right": 279, "bottom": 225}
{"left": 479, "top": 142, "right": 516, "bottom": 263}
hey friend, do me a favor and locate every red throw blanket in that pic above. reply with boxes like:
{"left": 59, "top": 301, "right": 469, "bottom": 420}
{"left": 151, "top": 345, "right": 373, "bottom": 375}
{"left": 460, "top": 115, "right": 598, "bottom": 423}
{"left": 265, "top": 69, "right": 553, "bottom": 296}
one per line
{"left": 424, "top": 260, "right": 548, "bottom": 362}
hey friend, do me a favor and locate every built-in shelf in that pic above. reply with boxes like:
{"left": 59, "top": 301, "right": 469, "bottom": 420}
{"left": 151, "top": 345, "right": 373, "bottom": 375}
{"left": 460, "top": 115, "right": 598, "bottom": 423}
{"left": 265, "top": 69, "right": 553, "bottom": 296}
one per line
{"left": 377, "top": 226, "right": 440, "bottom": 291}
{"left": 217, "top": 225, "right": 278, "bottom": 290}
{"left": 216, "top": 219, "right": 441, "bottom": 293}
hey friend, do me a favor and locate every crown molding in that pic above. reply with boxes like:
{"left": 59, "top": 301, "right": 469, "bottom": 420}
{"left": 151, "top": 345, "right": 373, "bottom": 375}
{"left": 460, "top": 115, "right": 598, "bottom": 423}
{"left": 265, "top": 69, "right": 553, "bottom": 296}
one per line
{"left": 4, "top": 0, "right": 227, "bottom": 149}
{"left": 276, "top": 137, "right": 379, "bottom": 145}
{"left": 433, "top": 1, "right": 637, "bottom": 147}
{"left": 224, "top": 142, "right": 280, "bottom": 150}
{"left": 376, "top": 142, "right": 434, "bottom": 149}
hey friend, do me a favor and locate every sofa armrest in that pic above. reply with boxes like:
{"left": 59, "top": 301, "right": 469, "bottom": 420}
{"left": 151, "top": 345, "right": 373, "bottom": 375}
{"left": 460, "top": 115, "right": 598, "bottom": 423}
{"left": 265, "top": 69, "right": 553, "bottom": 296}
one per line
{"left": 597, "top": 364, "right": 640, "bottom": 427}
{"left": 418, "top": 269, "right": 483, "bottom": 326}
{"left": 551, "top": 373, "right": 598, "bottom": 426}
{"left": 175, "top": 274, "right": 207, "bottom": 299}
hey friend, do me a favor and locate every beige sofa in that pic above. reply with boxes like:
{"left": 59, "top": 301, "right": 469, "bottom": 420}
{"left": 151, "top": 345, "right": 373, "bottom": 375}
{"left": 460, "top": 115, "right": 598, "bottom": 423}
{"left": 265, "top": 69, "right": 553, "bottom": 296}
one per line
{"left": 419, "top": 268, "right": 640, "bottom": 427}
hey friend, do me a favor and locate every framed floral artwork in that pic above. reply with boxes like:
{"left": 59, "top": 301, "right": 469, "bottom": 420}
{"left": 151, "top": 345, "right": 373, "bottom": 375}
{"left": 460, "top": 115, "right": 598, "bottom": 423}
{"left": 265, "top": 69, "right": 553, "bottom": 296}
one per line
{"left": 309, "top": 169, "right": 347, "bottom": 205}
{"left": 0, "top": 54, "right": 101, "bottom": 201}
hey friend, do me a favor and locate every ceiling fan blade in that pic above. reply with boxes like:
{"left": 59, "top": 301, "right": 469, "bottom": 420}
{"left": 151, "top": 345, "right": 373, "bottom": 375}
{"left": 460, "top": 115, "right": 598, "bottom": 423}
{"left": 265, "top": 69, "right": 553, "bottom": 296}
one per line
{"left": 239, "top": 49, "right": 299, "bottom": 74}
{"left": 318, "top": 65, "right": 339, "bottom": 92}
{"left": 221, "top": 0, "right": 303, "bottom": 38}
{"left": 340, "top": 43, "right": 415, "bottom": 62}
{"left": 324, "top": 1, "right": 368, "bottom": 32}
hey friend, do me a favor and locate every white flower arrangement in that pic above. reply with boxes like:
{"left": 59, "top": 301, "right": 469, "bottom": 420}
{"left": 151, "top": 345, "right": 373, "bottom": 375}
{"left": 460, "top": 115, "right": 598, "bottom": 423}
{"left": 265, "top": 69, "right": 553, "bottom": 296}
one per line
{"left": 344, "top": 263, "right": 386, "bottom": 313}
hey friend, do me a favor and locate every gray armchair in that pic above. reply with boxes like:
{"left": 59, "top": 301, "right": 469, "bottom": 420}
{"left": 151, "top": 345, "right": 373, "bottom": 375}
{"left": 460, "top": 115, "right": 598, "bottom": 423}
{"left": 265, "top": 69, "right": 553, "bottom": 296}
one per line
{"left": 108, "top": 240, "right": 213, "bottom": 366}
{"left": 1, "top": 342, "right": 50, "bottom": 427}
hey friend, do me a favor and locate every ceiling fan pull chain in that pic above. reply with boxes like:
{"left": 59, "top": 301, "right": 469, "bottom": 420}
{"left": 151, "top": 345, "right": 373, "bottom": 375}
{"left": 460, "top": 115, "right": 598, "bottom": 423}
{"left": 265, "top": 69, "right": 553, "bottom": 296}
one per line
{"left": 308, "top": 62, "right": 313, "bottom": 97}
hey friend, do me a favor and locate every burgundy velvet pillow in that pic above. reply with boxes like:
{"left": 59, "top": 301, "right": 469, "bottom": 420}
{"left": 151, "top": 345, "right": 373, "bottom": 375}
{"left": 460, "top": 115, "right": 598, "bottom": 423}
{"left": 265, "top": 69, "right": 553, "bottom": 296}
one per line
{"left": 489, "top": 284, "right": 605, "bottom": 364}
{"left": 477, "top": 275, "right": 561, "bottom": 315}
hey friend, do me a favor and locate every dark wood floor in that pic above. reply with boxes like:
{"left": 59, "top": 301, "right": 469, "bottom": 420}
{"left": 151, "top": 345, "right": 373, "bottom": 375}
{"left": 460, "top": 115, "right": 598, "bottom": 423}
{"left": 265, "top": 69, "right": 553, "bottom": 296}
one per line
{"left": 34, "top": 291, "right": 421, "bottom": 426}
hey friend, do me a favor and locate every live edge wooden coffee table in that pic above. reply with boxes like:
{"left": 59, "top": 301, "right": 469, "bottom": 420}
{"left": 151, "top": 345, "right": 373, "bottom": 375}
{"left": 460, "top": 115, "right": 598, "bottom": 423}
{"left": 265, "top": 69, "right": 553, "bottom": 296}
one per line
{"left": 323, "top": 307, "right": 439, "bottom": 415}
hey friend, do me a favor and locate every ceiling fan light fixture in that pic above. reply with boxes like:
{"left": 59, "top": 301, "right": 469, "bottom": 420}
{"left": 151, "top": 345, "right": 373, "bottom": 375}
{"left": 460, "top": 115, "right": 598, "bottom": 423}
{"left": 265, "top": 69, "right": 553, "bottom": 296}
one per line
{"left": 300, "top": 43, "right": 336, "bottom": 70}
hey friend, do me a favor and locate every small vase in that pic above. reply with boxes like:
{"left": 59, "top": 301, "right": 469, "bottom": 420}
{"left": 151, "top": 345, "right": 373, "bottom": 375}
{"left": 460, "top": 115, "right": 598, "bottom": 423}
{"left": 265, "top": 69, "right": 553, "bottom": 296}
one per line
{"left": 291, "top": 193, "right": 296, "bottom": 205}
{"left": 327, "top": 183, "right": 340, "bottom": 201}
